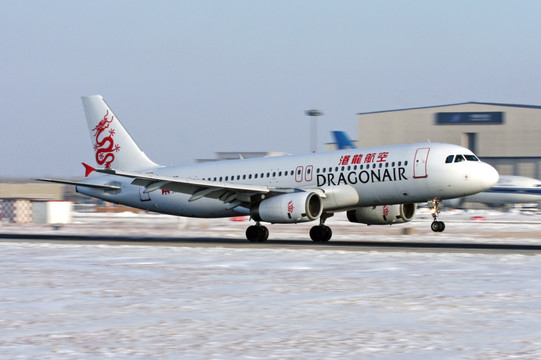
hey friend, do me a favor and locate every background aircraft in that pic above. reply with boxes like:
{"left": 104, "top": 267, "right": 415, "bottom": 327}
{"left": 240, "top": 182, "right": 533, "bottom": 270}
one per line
{"left": 443, "top": 175, "right": 541, "bottom": 208}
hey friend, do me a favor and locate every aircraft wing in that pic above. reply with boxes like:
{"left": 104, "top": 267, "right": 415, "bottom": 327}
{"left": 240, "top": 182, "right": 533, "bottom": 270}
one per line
{"left": 37, "top": 178, "right": 121, "bottom": 190}
{"left": 96, "top": 168, "right": 296, "bottom": 208}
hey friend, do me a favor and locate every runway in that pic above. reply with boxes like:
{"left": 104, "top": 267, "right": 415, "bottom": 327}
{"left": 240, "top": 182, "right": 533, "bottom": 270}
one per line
{"left": 2, "top": 232, "right": 541, "bottom": 253}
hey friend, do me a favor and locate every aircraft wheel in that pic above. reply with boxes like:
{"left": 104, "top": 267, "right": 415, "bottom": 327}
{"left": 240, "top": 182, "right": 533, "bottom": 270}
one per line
{"left": 246, "top": 225, "right": 269, "bottom": 242}
{"left": 310, "top": 225, "right": 332, "bottom": 242}
{"left": 431, "top": 221, "right": 445, "bottom": 232}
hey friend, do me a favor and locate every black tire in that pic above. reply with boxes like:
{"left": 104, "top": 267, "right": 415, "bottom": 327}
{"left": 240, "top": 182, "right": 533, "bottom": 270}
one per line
{"left": 431, "top": 221, "right": 445, "bottom": 232}
{"left": 437, "top": 221, "right": 445, "bottom": 232}
{"left": 310, "top": 225, "right": 332, "bottom": 242}
{"left": 246, "top": 225, "right": 269, "bottom": 242}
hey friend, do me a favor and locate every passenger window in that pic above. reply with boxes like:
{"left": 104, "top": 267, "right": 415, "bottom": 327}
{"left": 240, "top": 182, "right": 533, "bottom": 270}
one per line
{"left": 445, "top": 155, "right": 454, "bottom": 163}
{"left": 454, "top": 155, "right": 465, "bottom": 163}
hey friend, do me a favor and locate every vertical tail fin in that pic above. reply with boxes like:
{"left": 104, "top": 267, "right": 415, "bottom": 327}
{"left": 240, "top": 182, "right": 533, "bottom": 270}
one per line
{"left": 331, "top": 131, "right": 357, "bottom": 149}
{"left": 82, "top": 95, "right": 160, "bottom": 171}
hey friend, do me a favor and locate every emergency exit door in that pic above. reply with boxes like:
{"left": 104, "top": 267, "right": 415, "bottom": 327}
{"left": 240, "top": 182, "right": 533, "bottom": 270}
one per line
{"left": 414, "top": 147, "right": 430, "bottom": 178}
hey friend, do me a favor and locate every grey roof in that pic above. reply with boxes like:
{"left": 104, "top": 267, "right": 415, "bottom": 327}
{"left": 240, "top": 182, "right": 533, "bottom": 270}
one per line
{"left": 357, "top": 102, "right": 541, "bottom": 115}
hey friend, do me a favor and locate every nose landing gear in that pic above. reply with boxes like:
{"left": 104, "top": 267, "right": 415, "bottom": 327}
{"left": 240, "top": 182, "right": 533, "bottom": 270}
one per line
{"left": 429, "top": 198, "right": 445, "bottom": 232}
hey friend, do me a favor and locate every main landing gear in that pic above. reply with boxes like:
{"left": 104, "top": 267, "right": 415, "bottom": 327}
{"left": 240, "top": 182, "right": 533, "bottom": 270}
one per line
{"left": 309, "top": 213, "right": 334, "bottom": 243}
{"left": 246, "top": 222, "right": 269, "bottom": 242}
{"left": 429, "top": 198, "right": 445, "bottom": 232}
{"left": 245, "top": 213, "right": 335, "bottom": 243}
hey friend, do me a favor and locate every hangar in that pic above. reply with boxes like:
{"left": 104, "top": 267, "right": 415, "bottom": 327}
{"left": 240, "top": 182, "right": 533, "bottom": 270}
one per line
{"left": 357, "top": 102, "right": 541, "bottom": 178}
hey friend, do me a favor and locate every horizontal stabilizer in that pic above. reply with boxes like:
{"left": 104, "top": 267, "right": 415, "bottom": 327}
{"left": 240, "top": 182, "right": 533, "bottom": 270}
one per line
{"left": 82, "top": 162, "right": 96, "bottom": 177}
{"left": 37, "top": 178, "right": 121, "bottom": 190}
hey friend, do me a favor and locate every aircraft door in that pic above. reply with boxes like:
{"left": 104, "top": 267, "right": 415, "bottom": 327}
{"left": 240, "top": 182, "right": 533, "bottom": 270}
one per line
{"left": 295, "top": 166, "right": 304, "bottom": 182}
{"left": 305, "top": 165, "right": 313, "bottom": 182}
{"left": 414, "top": 147, "right": 430, "bottom": 178}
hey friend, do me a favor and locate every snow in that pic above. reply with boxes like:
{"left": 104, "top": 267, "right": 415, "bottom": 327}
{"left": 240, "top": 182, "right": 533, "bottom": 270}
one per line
{"left": 1, "top": 238, "right": 541, "bottom": 359}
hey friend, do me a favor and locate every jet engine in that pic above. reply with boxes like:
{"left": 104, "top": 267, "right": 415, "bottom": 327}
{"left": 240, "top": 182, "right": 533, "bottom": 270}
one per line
{"left": 347, "top": 203, "right": 417, "bottom": 225}
{"left": 251, "top": 192, "right": 323, "bottom": 223}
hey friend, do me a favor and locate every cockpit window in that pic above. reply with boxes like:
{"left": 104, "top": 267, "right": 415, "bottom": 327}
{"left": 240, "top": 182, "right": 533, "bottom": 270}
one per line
{"left": 465, "top": 154, "right": 479, "bottom": 161}
{"left": 445, "top": 155, "right": 454, "bottom": 164}
{"left": 454, "top": 155, "right": 465, "bottom": 163}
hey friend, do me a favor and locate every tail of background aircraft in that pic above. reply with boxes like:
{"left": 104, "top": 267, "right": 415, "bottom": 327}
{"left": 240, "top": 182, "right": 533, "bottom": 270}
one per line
{"left": 82, "top": 95, "right": 160, "bottom": 171}
{"left": 331, "top": 131, "right": 357, "bottom": 149}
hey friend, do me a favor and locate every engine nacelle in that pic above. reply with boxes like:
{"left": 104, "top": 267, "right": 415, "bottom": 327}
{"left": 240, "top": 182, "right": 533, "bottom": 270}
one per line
{"left": 347, "top": 203, "right": 417, "bottom": 225}
{"left": 251, "top": 192, "right": 323, "bottom": 224}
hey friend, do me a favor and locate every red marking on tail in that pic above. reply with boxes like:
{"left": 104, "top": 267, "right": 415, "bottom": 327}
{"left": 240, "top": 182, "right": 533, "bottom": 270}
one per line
{"left": 82, "top": 162, "right": 96, "bottom": 177}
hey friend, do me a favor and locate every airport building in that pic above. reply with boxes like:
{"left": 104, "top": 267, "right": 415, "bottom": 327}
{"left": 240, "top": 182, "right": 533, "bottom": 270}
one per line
{"left": 357, "top": 102, "right": 541, "bottom": 178}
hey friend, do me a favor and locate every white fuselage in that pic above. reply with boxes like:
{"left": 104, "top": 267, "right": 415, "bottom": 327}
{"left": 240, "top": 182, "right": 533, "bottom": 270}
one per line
{"left": 78, "top": 142, "right": 498, "bottom": 218}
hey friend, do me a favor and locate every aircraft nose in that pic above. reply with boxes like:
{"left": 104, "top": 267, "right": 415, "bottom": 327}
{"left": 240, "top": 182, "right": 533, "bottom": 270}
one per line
{"left": 477, "top": 163, "right": 499, "bottom": 190}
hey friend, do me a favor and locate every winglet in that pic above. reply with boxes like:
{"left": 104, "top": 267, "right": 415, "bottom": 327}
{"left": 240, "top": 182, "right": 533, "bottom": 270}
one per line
{"left": 82, "top": 162, "right": 96, "bottom": 177}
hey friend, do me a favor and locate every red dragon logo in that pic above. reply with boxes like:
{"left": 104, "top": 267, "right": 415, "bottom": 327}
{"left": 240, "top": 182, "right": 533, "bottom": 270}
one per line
{"left": 287, "top": 200, "right": 294, "bottom": 214}
{"left": 92, "top": 110, "right": 120, "bottom": 169}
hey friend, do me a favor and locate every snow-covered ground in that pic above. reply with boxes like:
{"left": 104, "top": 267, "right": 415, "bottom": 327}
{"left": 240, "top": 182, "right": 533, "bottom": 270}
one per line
{"left": 2, "top": 209, "right": 541, "bottom": 359}
{"left": 1, "top": 236, "right": 541, "bottom": 359}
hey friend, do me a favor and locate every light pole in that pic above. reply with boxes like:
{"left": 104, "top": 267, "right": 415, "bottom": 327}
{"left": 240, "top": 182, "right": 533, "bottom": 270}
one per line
{"left": 305, "top": 109, "right": 324, "bottom": 152}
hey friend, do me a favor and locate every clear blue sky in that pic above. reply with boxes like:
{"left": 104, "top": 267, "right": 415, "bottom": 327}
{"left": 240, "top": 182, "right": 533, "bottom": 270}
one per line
{"left": 2, "top": 1, "right": 541, "bottom": 178}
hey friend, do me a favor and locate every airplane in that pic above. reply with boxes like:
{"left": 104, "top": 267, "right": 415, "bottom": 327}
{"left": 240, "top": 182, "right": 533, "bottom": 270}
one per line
{"left": 38, "top": 95, "right": 499, "bottom": 242}
{"left": 443, "top": 175, "right": 541, "bottom": 208}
